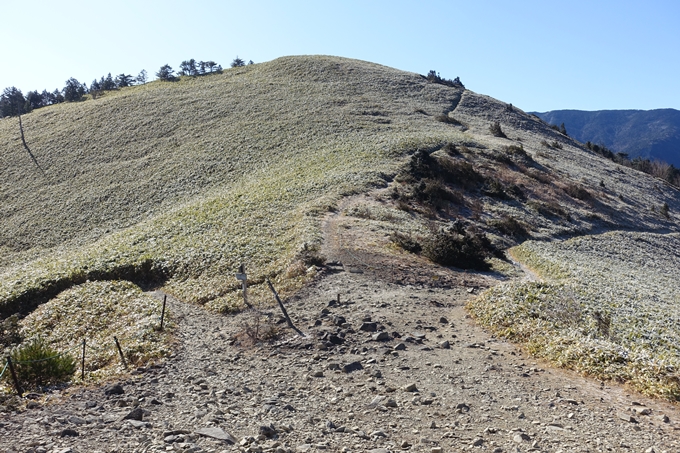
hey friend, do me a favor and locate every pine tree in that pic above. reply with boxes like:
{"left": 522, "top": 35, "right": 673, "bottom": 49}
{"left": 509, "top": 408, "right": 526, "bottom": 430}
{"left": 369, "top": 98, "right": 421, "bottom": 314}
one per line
{"left": 156, "top": 64, "right": 175, "bottom": 81}
{"left": 231, "top": 56, "right": 245, "bottom": 68}
{"left": 136, "top": 69, "right": 148, "bottom": 85}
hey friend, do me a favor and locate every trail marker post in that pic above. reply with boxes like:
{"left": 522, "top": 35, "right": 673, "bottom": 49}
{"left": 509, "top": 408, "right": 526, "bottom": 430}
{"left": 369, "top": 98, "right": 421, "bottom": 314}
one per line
{"left": 236, "top": 264, "right": 251, "bottom": 308}
{"left": 6, "top": 356, "right": 22, "bottom": 396}
{"left": 113, "top": 336, "right": 127, "bottom": 369}
{"left": 81, "top": 339, "right": 86, "bottom": 380}
{"left": 160, "top": 295, "right": 167, "bottom": 330}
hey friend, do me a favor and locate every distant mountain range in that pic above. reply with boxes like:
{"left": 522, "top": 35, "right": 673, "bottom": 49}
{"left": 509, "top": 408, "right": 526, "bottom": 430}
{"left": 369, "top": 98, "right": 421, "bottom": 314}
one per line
{"left": 532, "top": 109, "right": 680, "bottom": 167}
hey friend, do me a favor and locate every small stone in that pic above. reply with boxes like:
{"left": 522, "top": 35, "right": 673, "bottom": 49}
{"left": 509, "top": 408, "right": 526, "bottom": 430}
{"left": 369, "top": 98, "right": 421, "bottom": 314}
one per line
{"left": 26, "top": 401, "right": 41, "bottom": 409}
{"left": 439, "top": 317, "right": 448, "bottom": 324}
{"left": 68, "top": 415, "right": 87, "bottom": 425}
{"left": 297, "top": 444, "right": 313, "bottom": 452}
{"left": 431, "top": 448, "right": 443, "bottom": 453}
{"left": 633, "top": 407, "right": 652, "bottom": 415}
{"left": 439, "top": 340, "right": 450, "bottom": 349}
{"left": 312, "top": 370, "right": 324, "bottom": 377}
{"left": 455, "top": 403, "right": 470, "bottom": 412}
{"left": 360, "top": 322, "right": 378, "bottom": 332}
{"left": 342, "top": 361, "right": 363, "bottom": 373}
{"left": 472, "top": 437, "right": 484, "bottom": 446}
{"left": 60, "top": 428, "right": 79, "bottom": 437}
{"left": 513, "top": 433, "right": 531, "bottom": 443}
{"left": 403, "top": 383, "right": 418, "bottom": 392}
{"left": 195, "top": 427, "right": 236, "bottom": 444}
{"left": 104, "top": 383, "right": 124, "bottom": 395}
{"left": 385, "top": 398, "right": 397, "bottom": 407}
{"left": 372, "top": 331, "right": 390, "bottom": 341}
{"left": 164, "top": 435, "right": 180, "bottom": 443}
{"left": 371, "top": 430, "right": 387, "bottom": 437}
{"left": 657, "top": 414, "right": 670, "bottom": 423}
{"left": 123, "top": 407, "right": 144, "bottom": 421}
{"left": 260, "top": 424, "right": 278, "bottom": 438}
{"left": 401, "top": 440, "right": 411, "bottom": 448}
{"left": 126, "top": 420, "right": 150, "bottom": 428}
{"left": 394, "top": 343, "right": 406, "bottom": 351}
{"left": 617, "top": 412, "right": 638, "bottom": 423}
{"left": 369, "top": 396, "right": 386, "bottom": 408}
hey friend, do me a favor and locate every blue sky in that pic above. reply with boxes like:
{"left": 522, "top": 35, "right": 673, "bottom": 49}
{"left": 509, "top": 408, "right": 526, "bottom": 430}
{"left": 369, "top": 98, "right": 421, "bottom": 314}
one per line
{"left": 1, "top": 0, "right": 678, "bottom": 112}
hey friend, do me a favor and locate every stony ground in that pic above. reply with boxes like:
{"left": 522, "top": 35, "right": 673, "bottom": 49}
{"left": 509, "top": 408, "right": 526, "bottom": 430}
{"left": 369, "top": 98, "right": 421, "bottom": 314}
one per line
{"left": 2, "top": 207, "right": 680, "bottom": 453}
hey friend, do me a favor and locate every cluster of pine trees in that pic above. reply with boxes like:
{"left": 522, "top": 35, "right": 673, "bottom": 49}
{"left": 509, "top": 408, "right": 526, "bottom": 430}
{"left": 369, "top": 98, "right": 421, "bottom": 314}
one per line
{"left": 586, "top": 141, "right": 680, "bottom": 188}
{"left": 0, "top": 57, "right": 250, "bottom": 118}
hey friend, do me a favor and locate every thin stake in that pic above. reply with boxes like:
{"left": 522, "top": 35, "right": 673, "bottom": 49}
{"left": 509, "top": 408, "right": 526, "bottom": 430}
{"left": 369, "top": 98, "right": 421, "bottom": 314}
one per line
{"left": 160, "top": 295, "right": 167, "bottom": 330}
{"left": 81, "top": 339, "right": 86, "bottom": 380}
{"left": 113, "top": 336, "right": 127, "bottom": 369}
{"left": 266, "top": 279, "right": 305, "bottom": 337}
{"left": 238, "top": 264, "right": 252, "bottom": 308}
{"left": 6, "top": 356, "right": 23, "bottom": 396}
{"left": 337, "top": 293, "right": 341, "bottom": 305}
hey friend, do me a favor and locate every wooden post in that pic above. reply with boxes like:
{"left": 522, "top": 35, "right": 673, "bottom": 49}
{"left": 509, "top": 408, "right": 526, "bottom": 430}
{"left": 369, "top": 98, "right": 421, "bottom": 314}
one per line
{"left": 113, "top": 336, "right": 127, "bottom": 369}
{"left": 81, "top": 339, "right": 86, "bottom": 380}
{"left": 266, "top": 279, "right": 305, "bottom": 337}
{"left": 337, "top": 293, "right": 341, "bottom": 305}
{"left": 236, "top": 264, "right": 251, "bottom": 308}
{"left": 160, "top": 295, "right": 167, "bottom": 330}
{"left": 6, "top": 356, "right": 23, "bottom": 396}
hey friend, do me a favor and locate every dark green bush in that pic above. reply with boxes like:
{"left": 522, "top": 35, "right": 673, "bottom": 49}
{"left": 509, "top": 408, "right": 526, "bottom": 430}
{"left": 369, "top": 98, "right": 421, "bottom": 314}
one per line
{"left": 489, "top": 122, "right": 506, "bottom": 138}
{"left": 482, "top": 178, "right": 510, "bottom": 200}
{"left": 437, "top": 158, "right": 484, "bottom": 189}
{"left": 489, "top": 216, "right": 529, "bottom": 239}
{"left": 421, "top": 225, "right": 494, "bottom": 270}
{"left": 527, "top": 200, "right": 570, "bottom": 220}
{"left": 8, "top": 338, "right": 76, "bottom": 389}
{"left": 563, "top": 183, "right": 592, "bottom": 201}
{"left": 414, "top": 179, "right": 464, "bottom": 207}
{"left": 435, "top": 114, "right": 463, "bottom": 126}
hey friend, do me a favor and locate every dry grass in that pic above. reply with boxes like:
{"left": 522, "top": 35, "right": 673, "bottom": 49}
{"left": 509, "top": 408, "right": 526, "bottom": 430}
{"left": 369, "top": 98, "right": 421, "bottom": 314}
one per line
{"left": 470, "top": 232, "right": 680, "bottom": 400}
{"left": 2, "top": 55, "right": 680, "bottom": 398}
{"left": 0, "top": 56, "right": 467, "bottom": 317}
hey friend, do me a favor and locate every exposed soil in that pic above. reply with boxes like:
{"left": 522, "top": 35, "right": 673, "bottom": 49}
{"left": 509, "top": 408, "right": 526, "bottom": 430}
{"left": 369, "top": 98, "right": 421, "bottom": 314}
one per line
{"left": 1, "top": 196, "right": 679, "bottom": 453}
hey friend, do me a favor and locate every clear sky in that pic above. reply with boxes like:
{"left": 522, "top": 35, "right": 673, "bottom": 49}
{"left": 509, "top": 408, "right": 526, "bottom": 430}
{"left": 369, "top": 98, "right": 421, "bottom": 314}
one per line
{"left": 1, "top": 0, "right": 678, "bottom": 112}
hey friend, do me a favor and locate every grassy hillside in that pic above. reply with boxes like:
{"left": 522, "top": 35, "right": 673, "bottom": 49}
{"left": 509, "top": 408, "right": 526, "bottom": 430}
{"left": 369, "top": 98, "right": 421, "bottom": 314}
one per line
{"left": 2, "top": 55, "right": 680, "bottom": 395}
{"left": 0, "top": 56, "right": 471, "bottom": 316}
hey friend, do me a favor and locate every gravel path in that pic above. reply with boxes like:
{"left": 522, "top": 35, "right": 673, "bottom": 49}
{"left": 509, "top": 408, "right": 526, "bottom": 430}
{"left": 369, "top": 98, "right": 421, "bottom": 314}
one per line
{"left": 1, "top": 212, "right": 680, "bottom": 453}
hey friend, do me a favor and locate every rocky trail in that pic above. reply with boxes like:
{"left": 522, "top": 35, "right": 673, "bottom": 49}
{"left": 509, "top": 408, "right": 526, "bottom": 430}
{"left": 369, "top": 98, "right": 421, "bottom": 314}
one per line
{"left": 2, "top": 206, "right": 680, "bottom": 453}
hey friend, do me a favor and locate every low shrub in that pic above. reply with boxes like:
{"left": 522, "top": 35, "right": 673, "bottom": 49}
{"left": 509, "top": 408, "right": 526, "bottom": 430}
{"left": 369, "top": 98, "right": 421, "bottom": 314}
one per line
{"left": 489, "top": 122, "right": 506, "bottom": 138}
{"left": 481, "top": 178, "right": 510, "bottom": 200}
{"left": 527, "top": 201, "right": 570, "bottom": 220}
{"left": 8, "top": 338, "right": 76, "bottom": 390}
{"left": 563, "top": 183, "right": 592, "bottom": 201}
{"left": 441, "top": 142, "right": 459, "bottom": 156}
{"left": 489, "top": 215, "right": 529, "bottom": 239}
{"left": 435, "top": 114, "right": 463, "bottom": 126}
{"left": 421, "top": 223, "right": 495, "bottom": 270}
{"left": 437, "top": 158, "right": 484, "bottom": 189}
{"left": 414, "top": 179, "right": 464, "bottom": 207}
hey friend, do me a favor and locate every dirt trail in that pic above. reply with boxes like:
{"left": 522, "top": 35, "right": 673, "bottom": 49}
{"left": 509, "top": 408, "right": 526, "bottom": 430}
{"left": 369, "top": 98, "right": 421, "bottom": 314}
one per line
{"left": 1, "top": 198, "right": 679, "bottom": 452}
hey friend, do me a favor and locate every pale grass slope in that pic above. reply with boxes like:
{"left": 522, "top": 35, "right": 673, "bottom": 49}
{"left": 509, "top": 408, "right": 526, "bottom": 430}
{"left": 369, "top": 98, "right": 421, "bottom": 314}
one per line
{"left": 1, "top": 55, "right": 679, "bottom": 396}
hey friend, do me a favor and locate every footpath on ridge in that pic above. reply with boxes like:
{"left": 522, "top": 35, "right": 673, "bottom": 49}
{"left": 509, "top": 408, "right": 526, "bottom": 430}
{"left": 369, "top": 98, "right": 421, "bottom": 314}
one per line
{"left": 1, "top": 200, "right": 679, "bottom": 453}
